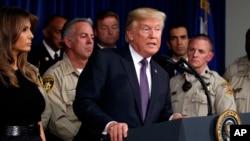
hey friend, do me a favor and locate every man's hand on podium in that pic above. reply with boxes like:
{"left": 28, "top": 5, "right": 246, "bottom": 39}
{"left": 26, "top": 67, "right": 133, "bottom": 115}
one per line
{"left": 172, "top": 113, "right": 189, "bottom": 120}
{"left": 107, "top": 122, "right": 128, "bottom": 141}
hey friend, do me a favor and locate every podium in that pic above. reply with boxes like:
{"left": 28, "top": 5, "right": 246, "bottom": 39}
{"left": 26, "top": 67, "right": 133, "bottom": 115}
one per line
{"left": 124, "top": 113, "right": 250, "bottom": 141}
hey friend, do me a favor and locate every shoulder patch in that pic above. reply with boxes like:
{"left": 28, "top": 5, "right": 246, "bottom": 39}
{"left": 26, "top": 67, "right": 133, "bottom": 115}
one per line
{"left": 220, "top": 81, "right": 233, "bottom": 96}
{"left": 43, "top": 76, "right": 55, "bottom": 93}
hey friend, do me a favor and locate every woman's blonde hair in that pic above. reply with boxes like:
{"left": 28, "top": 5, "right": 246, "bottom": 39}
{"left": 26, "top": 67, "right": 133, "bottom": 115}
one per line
{"left": 0, "top": 6, "right": 39, "bottom": 87}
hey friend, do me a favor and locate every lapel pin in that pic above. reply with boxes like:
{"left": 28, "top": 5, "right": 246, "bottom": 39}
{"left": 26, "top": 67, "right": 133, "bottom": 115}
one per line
{"left": 45, "top": 57, "right": 49, "bottom": 61}
{"left": 154, "top": 69, "right": 157, "bottom": 74}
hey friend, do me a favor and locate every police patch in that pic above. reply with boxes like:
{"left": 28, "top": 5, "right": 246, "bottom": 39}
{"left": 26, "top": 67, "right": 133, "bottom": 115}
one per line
{"left": 43, "top": 76, "right": 55, "bottom": 93}
{"left": 220, "top": 81, "right": 233, "bottom": 96}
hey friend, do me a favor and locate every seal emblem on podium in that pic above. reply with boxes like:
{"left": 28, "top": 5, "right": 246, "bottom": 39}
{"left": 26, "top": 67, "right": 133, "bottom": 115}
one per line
{"left": 216, "top": 110, "right": 242, "bottom": 141}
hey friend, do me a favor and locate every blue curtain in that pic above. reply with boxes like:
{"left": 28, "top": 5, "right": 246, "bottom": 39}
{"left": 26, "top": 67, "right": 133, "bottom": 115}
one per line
{"left": 0, "top": 0, "right": 225, "bottom": 75}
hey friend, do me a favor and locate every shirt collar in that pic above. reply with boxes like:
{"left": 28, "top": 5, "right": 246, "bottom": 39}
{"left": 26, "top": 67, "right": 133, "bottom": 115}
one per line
{"left": 97, "top": 43, "right": 116, "bottom": 49}
{"left": 43, "top": 40, "right": 61, "bottom": 58}
{"left": 129, "top": 44, "right": 151, "bottom": 64}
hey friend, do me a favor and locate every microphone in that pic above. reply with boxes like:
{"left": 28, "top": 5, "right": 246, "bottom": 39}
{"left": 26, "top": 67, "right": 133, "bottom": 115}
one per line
{"left": 162, "top": 55, "right": 193, "bottom": 74}
{"left": 162, "top": 55, "right": 177, "bottom": 66}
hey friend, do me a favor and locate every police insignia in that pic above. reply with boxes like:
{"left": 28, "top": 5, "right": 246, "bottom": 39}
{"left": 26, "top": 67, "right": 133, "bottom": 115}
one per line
{"left": 220, "top": 81, "right": 233, "bottom": 96}
{"left": 216, "top": 110, "right": 242, "bottom": 141}
{"left": 43, "top": 76, "right": 54, "bottom": 93}
{"left": 207, "top": 84, "right": 212, "bottom": 91}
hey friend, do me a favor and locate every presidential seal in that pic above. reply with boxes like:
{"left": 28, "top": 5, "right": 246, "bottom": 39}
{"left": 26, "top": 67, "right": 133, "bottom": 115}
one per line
{"left": 216, "top": 110, "right": 242, "bottom": 141}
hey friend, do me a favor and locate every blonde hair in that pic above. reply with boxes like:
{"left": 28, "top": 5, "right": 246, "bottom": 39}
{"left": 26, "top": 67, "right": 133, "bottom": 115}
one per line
{"left": 189, "top": 34, "right": 214, "bottom": 51}
{"left": 0, "top": 7, "right": 39, "bottom": 87}
{"left": 125, "top": 7, "right": 166, "bottom": 42}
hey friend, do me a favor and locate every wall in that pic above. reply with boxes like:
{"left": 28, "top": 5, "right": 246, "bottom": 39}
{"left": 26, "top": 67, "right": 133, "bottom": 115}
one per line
{"left": 226, "top": 0, "right": 250, "bottom": 67}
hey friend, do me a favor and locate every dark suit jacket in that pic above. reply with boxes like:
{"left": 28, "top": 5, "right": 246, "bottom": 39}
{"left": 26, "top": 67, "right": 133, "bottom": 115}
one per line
{"left": 73, "top": 46, "right": 173, "bottom": 141}
{"left": 152, "top": 54, "right": 176, "bottom": 78}
{"left": 28, "top": 42, "right": 64, "bottom": 75}
{"left": 93, "top": 42, "right": 101, "bottom": 50}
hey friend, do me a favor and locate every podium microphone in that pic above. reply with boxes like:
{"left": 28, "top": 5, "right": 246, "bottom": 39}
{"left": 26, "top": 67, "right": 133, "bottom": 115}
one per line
{"left": 162, "top": 55, "right": 193, "bottom": 74}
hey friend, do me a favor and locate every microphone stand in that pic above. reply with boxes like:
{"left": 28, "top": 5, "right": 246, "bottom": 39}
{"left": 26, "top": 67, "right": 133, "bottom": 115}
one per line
{"left": 179, "top": 58, "right": 213, "bottom": 116}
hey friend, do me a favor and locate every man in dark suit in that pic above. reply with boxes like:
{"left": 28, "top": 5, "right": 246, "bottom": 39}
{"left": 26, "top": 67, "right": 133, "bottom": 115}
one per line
{"left": 73, "top": 7, "right": 182, "bottom": 141}
{"left": 28, "top": 15, "right": 67, "bottom": 75}
{"left": 93, "top": 10, "right": 120, "bottom": 50}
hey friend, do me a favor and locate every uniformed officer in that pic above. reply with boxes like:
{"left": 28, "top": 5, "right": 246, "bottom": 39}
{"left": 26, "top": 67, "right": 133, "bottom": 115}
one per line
{"left": 42, "top": 18, "right": 94, "bottom": 141}
{"left": 28, "top": 15, "right": 67, "bottom": 76}
{"left": 170, "top": 34, "right": 236, "bottom": 117}
{"left": 223, "top": 28, "right": 250, "bottom": 113}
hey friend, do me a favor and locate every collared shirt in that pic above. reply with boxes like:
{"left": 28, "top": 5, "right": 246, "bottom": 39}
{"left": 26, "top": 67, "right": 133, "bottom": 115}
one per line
{"left": 97, "top": 43, "right": 117, "bottom": 49}
{"left": 170, "top": 66, "right": 236, "bottom": 117}
{"left": 42, "top": 54, "right": 81, "bottom": 140}
{"left": 223, "top": 55, "right": 250, "bottom": 81}
{"left": 223, "top": 55, "right": 250, "bottom": 113}
{"left": 129, "top": 44, "right": 152, "bottom": 96}
{"left": 43, "top": 40, "right": 61, "bottom": 59}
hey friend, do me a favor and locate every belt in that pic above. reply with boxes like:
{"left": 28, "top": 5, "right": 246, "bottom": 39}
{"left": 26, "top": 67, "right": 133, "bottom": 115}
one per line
{"left": 1, "top": 123, "right": 40, "bottom": 137}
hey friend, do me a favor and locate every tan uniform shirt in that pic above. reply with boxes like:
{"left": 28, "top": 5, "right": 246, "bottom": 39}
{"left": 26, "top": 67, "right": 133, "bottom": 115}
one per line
{"left": 223, "top": 55, "right": 250, "bottom": 113}
{"left": 170, "top": 66, "right": 236, "bottom": 117}
{"left": 43, "top": 54, "right": 81, "bottom": 141}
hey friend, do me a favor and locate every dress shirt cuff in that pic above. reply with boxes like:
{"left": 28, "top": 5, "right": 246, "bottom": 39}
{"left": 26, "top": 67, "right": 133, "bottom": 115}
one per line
{"left": 169, "top": 113, "right": 182, "bottom": 120}
{"left": 102, "top": 121, "right": 118, "bottom": 135}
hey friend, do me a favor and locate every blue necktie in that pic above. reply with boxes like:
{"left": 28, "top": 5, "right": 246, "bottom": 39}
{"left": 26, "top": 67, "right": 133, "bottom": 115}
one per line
{"left": 140, "top": 58, "right": 149, "bottom": 120}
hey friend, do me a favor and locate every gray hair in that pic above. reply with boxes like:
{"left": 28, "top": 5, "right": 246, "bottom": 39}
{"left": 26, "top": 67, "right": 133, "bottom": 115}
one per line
{"left": 61, "top": 18, "right": 93, "bottom": 38}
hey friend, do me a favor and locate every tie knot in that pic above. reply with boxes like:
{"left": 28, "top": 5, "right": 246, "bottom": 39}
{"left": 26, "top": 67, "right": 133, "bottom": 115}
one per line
{"left": 140, "top": 58, "right": 148, "bottom": 67}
